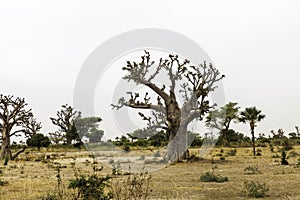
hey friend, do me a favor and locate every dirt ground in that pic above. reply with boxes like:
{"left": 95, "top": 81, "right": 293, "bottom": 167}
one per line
{"left": 0, "top": 146, "right": 300, "bottom": 200}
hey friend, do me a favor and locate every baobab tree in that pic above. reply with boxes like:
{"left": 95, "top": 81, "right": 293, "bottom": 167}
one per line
{"left": 0, "top": 95, "right": 41, "bottom": 160}
{"left": 50, "top": 104, "right": 102, "bottom": 144}
{"left": 112, "top": 51, "right": 224, "bottom": 161}
{"left": 50, "top": 104, "right": 79, "bottom": 145}
{"left": 239, "top": 106, "right": 265, "bottom": 156}
{"left": 206, "top": 102, "right": 240, "bottom": 146}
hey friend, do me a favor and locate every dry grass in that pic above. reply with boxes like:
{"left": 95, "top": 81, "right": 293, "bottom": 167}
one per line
{"left": 0, "top": 146, "right": 300, "bottom": 199}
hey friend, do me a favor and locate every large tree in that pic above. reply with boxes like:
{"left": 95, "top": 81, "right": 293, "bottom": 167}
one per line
{"left": 0, "top": 95, "right": 41, "bottom": 160}
{"left": 239, "top": 106, "right": 265, "bottom": 156}
{"left": 112, "top": 51, "right": 224, "bottom": 161}
{"left": 206, "top": 102, "right": 240, "bottom": 146}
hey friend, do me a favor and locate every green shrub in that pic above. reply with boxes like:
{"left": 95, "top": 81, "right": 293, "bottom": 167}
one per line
{"left": 244, "top": 181, "right": 269, "bottom": 198}
{"left": 199, "top": 172, "right": 228, "bottom": 183}
{"left": 68, "top": 174, "right": 113, "bottom": 200}
{"left": 26, "top": 133, "right": 51, "bottom": 150}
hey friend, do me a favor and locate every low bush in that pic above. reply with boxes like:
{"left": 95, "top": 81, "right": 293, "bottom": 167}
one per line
{"left": 39, "top": 193, "right": 59, "bottom": 200}
{"left": 244, "top": 165, "right": 262, "bottom": 174}
{"left": 199, "top": 172, "right": 228, "bottom": 183}
{"left": 244, "top": 181, "right": 269, "bottom": 198}
{"left": 227, "top": 149, "right": 237, "bottom": 156}
{"left": 112, "top": 171, "right": 151, "bottom": 200}
{"left": 138, "top": 155, "right": 146, "bottom": 160}
{"left": 153, "top": 151, "right": 161, "bottom": 157}
{"left": 123, "top": 145, "right": 130, "bottom": 152}
{"left": 288, "top": 150, "right": 299, "bottom": 158}
{"left": 68, "top": 174, "right": 113, "bottom": 200}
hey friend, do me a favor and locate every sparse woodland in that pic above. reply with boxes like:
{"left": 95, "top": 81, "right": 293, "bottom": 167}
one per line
{"left": 1, "top": 52, "right": 300, "bottom": 199}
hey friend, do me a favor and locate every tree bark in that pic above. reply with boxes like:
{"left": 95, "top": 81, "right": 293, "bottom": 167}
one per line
{"left": 12, "top": 147, "right": 27, "bottom": 160}
{"left": 250, "top": 122, "right": 256, "bottom": 156}
{"left": 1, "top": 129, "right": 13, "bottom": 160}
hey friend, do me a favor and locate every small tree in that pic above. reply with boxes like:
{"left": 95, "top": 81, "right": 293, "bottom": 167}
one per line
{"left": 51, "top": 105, "right": 103, "bottom": 145}
{"left": 86, "top": 128, "right": 104, "bottom": 143}
{"left": 50, "top": 104, "right": 79, "bottom": 144}
{"left": 75, "top": 116, "right": 102, "bottom": 142}
{"left": 206, "top": 102, "right": 239, "bottom": 146}
{"left": 0, "top": 95, "right": 41, "bottom": 160}
{"left": 26, "top": 133, "right": 51, "bottom": 150}
{"left": 239, "top": 107, "right": 265, "bottom": 156}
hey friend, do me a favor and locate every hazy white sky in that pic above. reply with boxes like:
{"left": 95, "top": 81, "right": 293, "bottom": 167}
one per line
{"left": 1, "top": 0, "right": 300, "bottom": 140}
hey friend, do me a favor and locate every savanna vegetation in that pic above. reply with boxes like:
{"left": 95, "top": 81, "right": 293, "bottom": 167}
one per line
{"left": 1, "top": 52, "right": 300, "bottom": 199}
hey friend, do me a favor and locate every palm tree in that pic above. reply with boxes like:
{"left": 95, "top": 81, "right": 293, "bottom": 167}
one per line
{"left": 239, "top": 107, "right": 265, "bottom": 156}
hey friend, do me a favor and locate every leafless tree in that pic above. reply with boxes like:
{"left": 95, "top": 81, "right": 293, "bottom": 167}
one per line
{"left": 49, "top": 131, "right": 65, "bottom": 144}
{"left": 0, "top": 95, "right": 40, "bottom": 160}
{"left": 112, "top": 51, "right": 224, "bottom": 161}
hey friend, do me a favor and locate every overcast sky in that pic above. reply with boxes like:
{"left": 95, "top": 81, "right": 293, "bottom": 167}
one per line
{"left": 1, "top": 0, "right": 300, "bottom": 140}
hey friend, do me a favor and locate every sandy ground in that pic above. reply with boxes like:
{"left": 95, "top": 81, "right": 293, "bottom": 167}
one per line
{"left": 0, "top": 146, "right": 300, "bottom": 199}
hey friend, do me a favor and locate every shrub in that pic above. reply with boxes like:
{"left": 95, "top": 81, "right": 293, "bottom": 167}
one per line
{"left": 244, "top": 181, "right": 269, "bottom": 198}
{"left": 297, "top": 158, "right": 300, "bottom": 167}
{"left": 227, "top": 149, "right": 237, "bottom": 156}
{"left": 138, "top": 155, "right": 146, "bottom": 160}
{"left": 112, "top": 161, "right": 121, "bottom": 175}
{"left": 123, "top": 145, "right": 130, "bottom": 152}
{"left": 288, "top": 150, "right": 299, "bottom": 158}
{"left": 68, "top": 174, "right": 113, "bottom": 200}
{"left": 0, "top": 180, "right": 8, "bottom": 186}
{"left": 269, "top": 143, "right": 274, "bottom": 152}
{"left": 112, "top": 171, "right": 151, "bottom": 200}
{"left": 199, "top": 172, "right": 228, "bottom": 183}
{"left": 153, "top": 151, "right": 161, "bottom": 157}
{"left": 244, "top": 165, "right": 262, "bottom": 174}
{"left": 39, "top": 193, "right": 59, "bottom": 200}
{"left": 282, "top": 138, "right": 293, "bottom": 151}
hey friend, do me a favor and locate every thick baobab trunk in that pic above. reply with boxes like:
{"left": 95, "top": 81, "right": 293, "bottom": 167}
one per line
{"left": 1, "top": 129, "right": 13, "bottom": 160}
{"left": 165, "top": 99, "right": 182, "bottom": 162}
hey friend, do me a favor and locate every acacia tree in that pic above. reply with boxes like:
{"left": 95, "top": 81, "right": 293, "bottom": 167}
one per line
{"left": 0, "top": 95, "right": 41, "bottom": 160}
{"left": 112, "top": 51, "right": 224, "bottom": 161}
{"left": 239, "top": 106, "right": 265, "bottom": 156}
{"left": 206, "top": 102, "right": 240, "bottom": 146}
